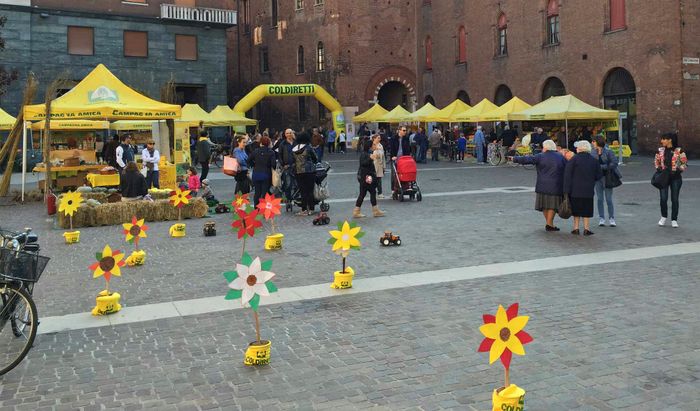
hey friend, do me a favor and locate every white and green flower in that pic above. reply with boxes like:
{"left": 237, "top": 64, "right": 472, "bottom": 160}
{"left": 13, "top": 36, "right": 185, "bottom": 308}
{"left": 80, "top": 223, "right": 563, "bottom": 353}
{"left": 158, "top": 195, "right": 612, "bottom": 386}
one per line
{"left": 224, "top": 253, "right": 277, "bottom": 311}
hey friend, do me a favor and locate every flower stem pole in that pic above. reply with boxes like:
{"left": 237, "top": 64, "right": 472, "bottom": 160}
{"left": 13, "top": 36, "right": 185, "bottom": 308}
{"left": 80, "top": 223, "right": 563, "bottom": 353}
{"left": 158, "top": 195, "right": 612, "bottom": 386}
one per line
{"left": 342, "top": 256, "right": 346, "bottom": 273}
{"left": 178, "top": 207, "right": 182, "bottom": 221}
{"left": 504, "top": 368, "right": 510, "bottom": 387}
{"left": 253, "top": 310, "right": 261, "bottom": 344}
{"left": 105, "top": 279, "right": 110, "bottom": 294}
{"left": 69, "top": 215, "right": 73, "bottom": 230}
{"left": 241, "top": 236, "right": 246, "bottom": 259}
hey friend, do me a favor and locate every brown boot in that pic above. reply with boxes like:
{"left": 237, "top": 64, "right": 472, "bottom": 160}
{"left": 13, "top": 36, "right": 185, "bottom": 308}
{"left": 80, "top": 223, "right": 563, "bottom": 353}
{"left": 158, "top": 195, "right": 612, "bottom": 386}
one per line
{"left": 352, "top": 206, "right": 366, "bottom": 218}
{"left": 372, "top": 206, "right": 386, "bottom": 217}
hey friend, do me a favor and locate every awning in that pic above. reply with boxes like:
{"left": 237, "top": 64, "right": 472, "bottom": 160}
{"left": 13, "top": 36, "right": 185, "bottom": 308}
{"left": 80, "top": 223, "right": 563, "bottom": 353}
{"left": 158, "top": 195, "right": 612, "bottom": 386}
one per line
{"left": 179, "top": 103, "right": 220, "bottom": 127}
{"left": 509, "top": 95, "right": 619, "bottom": 121}
{"left": 24, "top": 64, "right": 181, "bottom": 121}
{"left": 431, "top": 100, "right": 471, "bottom": 122}
{"left": 32, "top": 120, "right": 110, "bottom": 131}
{"left": 110, "top": 120, "right": 160, "bottom": 131}
{"left": 0, "top": 108, "right": 16, "bottom": 130}
{"left": 452, "top": 99, "right": 499, "bottom": 122}
{"left": 377, "top": 105, "right": 412, "bottom": 123}
{"left": 479, "top": 97, "right": 532, "bottom": 122}
{"left": 209, "top": 105, "right": 258, "bottom": 126}
{"left": 407, "top": 102, "right": 440, "bottom": 122}
{"left": 353, "top": 104, "right": 389, "bottom": 123}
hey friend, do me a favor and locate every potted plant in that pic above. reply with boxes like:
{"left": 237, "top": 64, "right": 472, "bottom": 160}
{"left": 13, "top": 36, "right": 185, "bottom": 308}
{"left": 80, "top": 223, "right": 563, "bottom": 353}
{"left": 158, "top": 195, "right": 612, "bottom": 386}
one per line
{"left": 327, "top": 221, "right": 364, "bottom": 289}
{"left": 59, "top": 190, "right": 82, "bottom": 243}
{"left": 256, "top": 193, "right": 283, "bottom": 250}
{"left": 168, "top": 187, "right": 191, "bottom": 237}
{"left": 478, "top": 303, "right": 533, "bottom": 410}
{"left": 89, "top": 245, "right": 126, "bottom": 315}
{"left": 223, "top": 252, "right": 278, "bottom": 365}
{"left": 123, "top": 216, "right": 148, "bottom": 266}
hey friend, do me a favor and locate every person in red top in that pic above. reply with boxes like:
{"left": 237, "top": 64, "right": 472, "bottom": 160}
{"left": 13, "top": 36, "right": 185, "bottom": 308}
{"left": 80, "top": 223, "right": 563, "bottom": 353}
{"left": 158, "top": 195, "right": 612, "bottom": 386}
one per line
{"left": 186, "top": 166, "right": 201, "bottom": 196}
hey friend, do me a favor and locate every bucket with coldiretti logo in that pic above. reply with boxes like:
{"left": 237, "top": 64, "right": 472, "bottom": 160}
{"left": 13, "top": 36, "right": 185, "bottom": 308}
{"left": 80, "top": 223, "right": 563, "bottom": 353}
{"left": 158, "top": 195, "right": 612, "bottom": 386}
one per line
{"left": 63, "top": 231, "right": 80, "bottom": 244}
{"left": 331, "top": 266, "right": 354, "bottom": 289}
{"left": 492, "top": 384, "right": 525, "bottom": 411}
{"left": 244, "top": 340, "right": 271, "bottom": 366}
{"left": 126, "top": 250, "right": 146, "bottom": 266}
{"left": 264, "top": 233, "right": 284, "bottom": 250}
{"left": 91, "top": 290, "right": 122, "bottom": 316}
{"left": 169, "top": 223, "right": 186, "bottom": 237}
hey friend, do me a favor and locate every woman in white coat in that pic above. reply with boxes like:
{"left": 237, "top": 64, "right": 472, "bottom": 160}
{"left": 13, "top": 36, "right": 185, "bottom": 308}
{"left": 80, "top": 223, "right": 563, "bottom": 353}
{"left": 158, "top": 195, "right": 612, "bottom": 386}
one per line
{"left": 371, "top": 134, "right": 386, "bottom": 199}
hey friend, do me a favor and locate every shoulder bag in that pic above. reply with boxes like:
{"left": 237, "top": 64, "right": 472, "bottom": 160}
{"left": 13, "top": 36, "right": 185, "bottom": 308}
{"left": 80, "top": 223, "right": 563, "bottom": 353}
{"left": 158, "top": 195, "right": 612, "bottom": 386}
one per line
{"left": 558, "top": 195, "right": 572, "bottom": 219}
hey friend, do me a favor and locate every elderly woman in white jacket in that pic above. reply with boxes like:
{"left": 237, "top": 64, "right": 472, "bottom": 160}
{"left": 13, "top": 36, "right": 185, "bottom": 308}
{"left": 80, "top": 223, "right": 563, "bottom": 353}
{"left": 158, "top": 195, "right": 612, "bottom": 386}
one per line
{"left": 370, "top": 134, "right": 386, "bottom": 199}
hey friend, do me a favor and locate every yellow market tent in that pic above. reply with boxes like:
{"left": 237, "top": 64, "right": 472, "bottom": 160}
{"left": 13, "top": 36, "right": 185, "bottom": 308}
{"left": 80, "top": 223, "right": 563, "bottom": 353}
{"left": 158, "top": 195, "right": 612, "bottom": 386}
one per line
{"left": 407, "top": 102, "right": 440, "bottom": 122}
{"left": 479, "top": 97, "right": 532, "bottom": 122}
{"left": 24, "top": 64, "right": 181, "bottom": 121}
{"left": 353, "top": 104, "right": 389, "bottom": 122}
{"left": 0, "top": 108, "right": 16, "bottom": 130}
{"left": 31, "top": 120, "right": 109, "bottom": 131}
{"left": 110, "top": 120, "right": 160, "bottom": 131}
{"left": 452, "top": 99, "right": 499, "bottom": 122}
{"left": 377, "top": 105, "right": 412, "bottom": 123}
{"left": 509, "top": 95, "right": 619, "bottom": 121}
{"left": 432, "top": 100, "right": 471, "bottom": 122}
{"left": 180, "top": 103, "right": 220, "bottom": 127}
{"left": 209, "top": 105, "right": 258, "bottom": 126}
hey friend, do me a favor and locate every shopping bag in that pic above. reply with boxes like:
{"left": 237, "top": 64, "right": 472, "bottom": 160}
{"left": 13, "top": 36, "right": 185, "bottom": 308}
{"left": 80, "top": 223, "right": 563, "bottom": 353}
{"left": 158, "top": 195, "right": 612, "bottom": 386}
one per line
{"left": 651, "top": 169, "right": 669, "bottom": 189}
{"left": 558, "top": 195, "right": 572, "bottom": 219}
{"left": 605, "top": 170, "right": 622, "bottom": 188}
{"left": 272, "top": 167, "right": 282, "bottom": 188}
{"left": 223, "top": 156, "right": 239, "bottom": 176}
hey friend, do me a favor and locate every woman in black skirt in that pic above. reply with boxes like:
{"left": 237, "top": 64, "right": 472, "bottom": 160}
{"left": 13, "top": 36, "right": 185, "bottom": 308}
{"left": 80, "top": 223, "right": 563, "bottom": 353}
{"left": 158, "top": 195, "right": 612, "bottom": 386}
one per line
{"left": 563, "top": 140, "right": 603, "bottom": 236}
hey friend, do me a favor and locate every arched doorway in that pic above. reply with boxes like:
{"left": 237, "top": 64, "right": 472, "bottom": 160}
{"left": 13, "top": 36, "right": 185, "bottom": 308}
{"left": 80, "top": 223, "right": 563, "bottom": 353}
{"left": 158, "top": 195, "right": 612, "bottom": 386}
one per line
{"left": 424, "top": 95, "right": 436, "bottom": 105}
{"left": 456, "top": 90, "right": 471, "bottom": 105}
{"left": 603, "top": 68, "right": 637, "bottom": 153}
{"left": 542, "top": 77, "right": 566, "bottom": 100}
{"left": 378, "top": 81, "right": 409, "bottom": 110}
{"left": 494, "top": 84, "right": 512, "bottom": 105}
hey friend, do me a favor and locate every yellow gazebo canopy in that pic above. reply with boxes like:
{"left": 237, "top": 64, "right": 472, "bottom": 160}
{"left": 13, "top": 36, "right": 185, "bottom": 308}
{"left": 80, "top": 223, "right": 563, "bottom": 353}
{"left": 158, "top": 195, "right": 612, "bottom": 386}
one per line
{"left": 407, "top": 102, "right": 440, "bottom": 122}
{"left": 432, "top": 100, "right": 471, "bottom": 122}
{"left": 0, "top": 108, "right": 16, "bottom": 130}
{"left": 179, "top": 103, "right": 219, "bottom": 127}
{"left": 24, "top": 64, "right": 181, "bottom": 121}
{"left": 377, "top": 105, "right": 412, "bottom": 123}
{"left": 209, "top": 105, "right": 258, "bottom": 126}
{"left": 353, "top": 104, "right": 388, "bottom": 122}
{"left": 32, "top": 120, "right": 109, "bottom": 131}
{"left": 479, "top": 97, "right": 532, "bottom": 122}
{"left": 110, "top": 120, "right": 160, "bottom": 131}
{"left": 453, "top": 99, "right": 499, "bottom": 122}
{"left": 509, "top": 95, "right": 619, "bottom": 121}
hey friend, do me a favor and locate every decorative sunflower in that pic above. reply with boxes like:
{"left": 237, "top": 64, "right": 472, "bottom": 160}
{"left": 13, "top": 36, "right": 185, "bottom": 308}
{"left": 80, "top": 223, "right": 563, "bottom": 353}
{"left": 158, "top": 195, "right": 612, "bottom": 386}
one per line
{"left": 233, "top": 193, "right": 250, "bottom": 210}
{"left": 327, "top": 221, "right": 364, "bottom": 273}
{"left": 169, "top": 188, "right": 191, "bottom": 220}
{"left": 59, "top": 191, "right": 83, "bottom": 229}
{"left": 122, "top": 216, "right": 148, "bottom": 249}
{"left": 89, "top": 245, "right": 125, "bottom": 292}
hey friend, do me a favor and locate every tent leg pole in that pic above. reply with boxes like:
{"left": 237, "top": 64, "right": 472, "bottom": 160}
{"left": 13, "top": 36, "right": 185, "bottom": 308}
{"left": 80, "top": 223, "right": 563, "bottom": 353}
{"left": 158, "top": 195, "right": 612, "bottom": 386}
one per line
{"left": 618, "top": 114, "right": 624, "bottom": 166}
{"left": 21, "top": 122, "right": 27, "bottom": 203}
{"left": 565, "top": 118, "right": 569, "bottom": 149}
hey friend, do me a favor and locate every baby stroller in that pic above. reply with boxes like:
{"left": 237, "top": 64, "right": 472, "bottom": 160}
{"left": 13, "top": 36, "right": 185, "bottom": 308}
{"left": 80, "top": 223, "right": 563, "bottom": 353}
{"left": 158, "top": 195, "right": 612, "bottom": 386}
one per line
{"left": 285, "top": 161, "right": 331, "bottom": 212}
{"left": 392, "top": 156, "right": 422, "bottom": 202}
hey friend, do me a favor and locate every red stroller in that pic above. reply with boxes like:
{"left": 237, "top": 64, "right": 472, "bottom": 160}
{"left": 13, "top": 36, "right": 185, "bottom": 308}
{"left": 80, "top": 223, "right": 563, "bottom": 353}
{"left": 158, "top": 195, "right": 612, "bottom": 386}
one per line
{"left": 392, "top": 156, "right": 422, "bottom": 202}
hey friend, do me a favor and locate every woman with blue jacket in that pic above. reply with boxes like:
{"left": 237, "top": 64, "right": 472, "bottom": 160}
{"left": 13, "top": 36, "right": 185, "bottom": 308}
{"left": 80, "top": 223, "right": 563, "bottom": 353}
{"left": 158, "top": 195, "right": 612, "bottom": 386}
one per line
{"left": 233, "top": 135, "right": 250, "bottom": 194}
{"left": 592, "top": 135, "right": 620, "bottom": 227}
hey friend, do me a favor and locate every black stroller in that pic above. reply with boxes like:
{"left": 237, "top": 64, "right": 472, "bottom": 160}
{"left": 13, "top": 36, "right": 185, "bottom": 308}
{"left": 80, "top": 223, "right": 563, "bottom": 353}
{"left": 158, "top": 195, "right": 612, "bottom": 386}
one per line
{"left": 284, "top": 161, "right": 331, "bottom": 212}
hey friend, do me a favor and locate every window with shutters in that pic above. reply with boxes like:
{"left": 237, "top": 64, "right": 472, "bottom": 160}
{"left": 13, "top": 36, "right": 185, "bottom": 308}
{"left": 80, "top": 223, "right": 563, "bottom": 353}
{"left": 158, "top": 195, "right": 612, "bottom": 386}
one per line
{"left": 260, "top": 47, "right": 269, "bottom": 73}
{"left": 546, "top": 0, "right": 560, "bottom": 45}
{"left": 271, "top": 0, "right": 278, "bottom": 27}
{"left": 316, "top": 42, "right": 325, "bottom": 71}
{"left": 457, "top": 26, "right": 467, "bottom": 64}
{"left": 67, "top": 26, "right": 94, "bottom": 56}
{"left": 298, "top": 97, "right": 307, "bottom": 121}
{"left": 175, "top": 34, "right": 197, "bottom": 60}
{"left": 297, "top": 46, "right": 305, "bottom": 74}
{"left": 497, "top": 13, "right": 507, "bottom": 56}
{"left": 425, "top": 36, "right": 432, "bottom": 70}
{"left": 295, "top": 0, "right": 303, "bottom": 10}
{"left": 609, "top": 0, "right": 626, "bottom": 31}
{"left": 124, "top": 31, "right": 148, "bottom": 58}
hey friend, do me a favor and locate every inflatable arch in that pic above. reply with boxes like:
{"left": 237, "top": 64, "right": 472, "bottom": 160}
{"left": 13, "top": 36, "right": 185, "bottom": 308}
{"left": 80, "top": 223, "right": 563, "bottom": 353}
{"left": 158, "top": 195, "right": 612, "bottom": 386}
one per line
{"left": 233, "top": 84, "right": 345, "bottom": 135}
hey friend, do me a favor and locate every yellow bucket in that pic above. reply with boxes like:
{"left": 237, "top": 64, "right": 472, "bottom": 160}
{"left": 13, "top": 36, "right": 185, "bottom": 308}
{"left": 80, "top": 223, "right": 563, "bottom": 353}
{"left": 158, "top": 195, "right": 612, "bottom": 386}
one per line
{"left": 264, "top": 233, "right": 284, "bottom": 250}
{"left": 331, "top": 266, "right": 354, "bottom": 289}
{"left": 91, "top": 290, "right": 122, "bottom": 316}
{"left": 63, "top": 231, "right": 80, "bottom": 244}
{"left": 492, "top": 384, "right": 525, "bottom": 411}
{"left": 126, "top": 250, "right": 146, "bottom": 266}
{"left": 244, "top": 340, "right": 271, "bottom": 366}
{"left": 169, "top": 223, "right": 186, "bottom": 237}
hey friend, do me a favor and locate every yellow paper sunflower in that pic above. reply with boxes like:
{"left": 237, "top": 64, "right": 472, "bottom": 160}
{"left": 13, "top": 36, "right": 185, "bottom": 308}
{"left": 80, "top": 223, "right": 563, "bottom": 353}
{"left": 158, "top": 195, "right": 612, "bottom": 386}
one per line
{"left": 328, "top": 221, "right": 363, "bottom": 252}
{"left": 59, "top": 191, "right": 83, "bottom": 217}
{"left": 89, "top": 245, "right": 125, "bottom": 288}
{"left": 169, "top": 188, "right": 192, "bottom": 208}
{"left": 122, "top": 216, "right": 148, "bottom": 248}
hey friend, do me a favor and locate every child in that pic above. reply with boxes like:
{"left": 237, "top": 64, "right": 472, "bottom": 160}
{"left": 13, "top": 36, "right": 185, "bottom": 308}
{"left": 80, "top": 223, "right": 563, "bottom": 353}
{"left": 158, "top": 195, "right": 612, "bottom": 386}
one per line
{"left": 198, "top": 178, "right": 218, "bottom": 207}
{"left": 456, "top": 133, "right": 467, "bottom": 162}
{"left": 186, "top": 166, "right": 200, "bottom": 196}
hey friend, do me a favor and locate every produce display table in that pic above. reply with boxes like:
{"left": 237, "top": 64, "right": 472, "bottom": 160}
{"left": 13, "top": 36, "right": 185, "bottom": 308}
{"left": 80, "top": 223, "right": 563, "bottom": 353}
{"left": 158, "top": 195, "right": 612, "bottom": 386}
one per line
{"left": 33, "top": 165, "right": 103, "bottom": 174}
{"left": 86, "top": 173, "right": 120, "bottom": 187}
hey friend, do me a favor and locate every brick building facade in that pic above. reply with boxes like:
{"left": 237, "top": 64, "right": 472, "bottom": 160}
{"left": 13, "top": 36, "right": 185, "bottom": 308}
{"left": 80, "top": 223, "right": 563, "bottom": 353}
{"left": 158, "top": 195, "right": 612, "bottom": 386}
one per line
{"left": 229, "top": 0, "right": 417, "bottom": 133}
{"left": 0, "top": 0, "right": 235, "bottom": 115}
{"left": 416, "top": 0, "right": 700, "bottom": 155}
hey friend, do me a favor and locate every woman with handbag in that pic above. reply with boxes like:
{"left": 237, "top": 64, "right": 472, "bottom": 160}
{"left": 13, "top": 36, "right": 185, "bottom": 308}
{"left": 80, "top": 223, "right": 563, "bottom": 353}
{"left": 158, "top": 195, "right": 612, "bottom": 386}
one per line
{"left": 353, "top": 137, "right": 385, "bottom": 218}
{"left": 654, "top": 133, "right": 687, "bottom": 228}
{"left": 292, "top": 133, "right": 319, "bottom": 216}
{"left": 370, "top": 135, "right": 386, "bottom": 199}
{"left": 233, "top": 135, "right": 250, "bottom": 195}
{"left": 248, "top": 135, "right": 275, "bottom": 207}
{"left": 563, "top": 141, "right": 603, "bottom": 236}
{"left": 592, "top": 136, "right": 621, "bottom": 227}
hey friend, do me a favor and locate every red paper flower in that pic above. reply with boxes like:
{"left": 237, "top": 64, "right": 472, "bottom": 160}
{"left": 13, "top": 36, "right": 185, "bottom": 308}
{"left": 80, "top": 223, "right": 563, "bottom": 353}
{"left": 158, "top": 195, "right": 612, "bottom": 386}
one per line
{"left": 231, "top": 209, "right": 263, "bottom": 239}
{"left": 478, "top": 303, "right": 533, "bottom": 369}
{"left": 233, "top": 193, "right": 250, "bottom": 210}
{"left": 256, "top": 193, "right": 282, "bottom": 220}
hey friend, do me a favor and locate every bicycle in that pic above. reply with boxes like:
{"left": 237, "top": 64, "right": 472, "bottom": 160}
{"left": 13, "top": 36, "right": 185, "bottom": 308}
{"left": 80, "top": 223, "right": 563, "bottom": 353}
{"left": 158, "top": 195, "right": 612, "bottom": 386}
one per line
{"left": 0, "top": 228, "right": 49, "bottom": 376}
{"left": 487, "top": 142, "right": 505, "bottom": 166}
{"left": 209, "top": 143, "right": 229, "bottom": 168}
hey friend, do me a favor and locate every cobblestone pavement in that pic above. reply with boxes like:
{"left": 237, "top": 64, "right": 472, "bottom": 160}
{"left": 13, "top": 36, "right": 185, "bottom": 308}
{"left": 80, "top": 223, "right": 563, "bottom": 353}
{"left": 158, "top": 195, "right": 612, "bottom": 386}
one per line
{"left": 1, "top": 256, "right": 699, "bottom": 410}
{"left": 1, "top": 154, "right": 700, "bottom": 409}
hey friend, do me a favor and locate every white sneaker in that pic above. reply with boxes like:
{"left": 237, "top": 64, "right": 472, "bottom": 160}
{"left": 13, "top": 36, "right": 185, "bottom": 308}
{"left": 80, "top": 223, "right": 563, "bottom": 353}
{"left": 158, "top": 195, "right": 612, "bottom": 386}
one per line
{"left": 598, "top": 218, "right": 606, "bottom": 227}
{"left": 609, "top": 218, "right": 616, "bottom": 227}
{"left": 672, "top": 220, "right": 679, "bottom": 228}
{"left": 658, "top": 217, "right": 667, "bottom": 226}
{"left": 377, "top": 194, "right": 385, "bottom": 199}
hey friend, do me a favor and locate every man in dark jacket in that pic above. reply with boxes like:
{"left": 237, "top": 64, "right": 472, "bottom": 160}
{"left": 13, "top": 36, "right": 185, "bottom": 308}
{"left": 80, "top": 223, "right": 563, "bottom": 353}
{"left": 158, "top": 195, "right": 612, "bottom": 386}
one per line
{"left": 196, "top": 130, "right": 212, "bottom": 181}
{"left": 414, "top": 127, "right": 428, "bottom": 163}
{"left": 103, "top": 135, "right": 120, "bottom": 168}
{"left": 278, "top": 128, "right": 296, "bottom": 202}
{"left": 390, "top": 126, "right": 411, "bottom": 160}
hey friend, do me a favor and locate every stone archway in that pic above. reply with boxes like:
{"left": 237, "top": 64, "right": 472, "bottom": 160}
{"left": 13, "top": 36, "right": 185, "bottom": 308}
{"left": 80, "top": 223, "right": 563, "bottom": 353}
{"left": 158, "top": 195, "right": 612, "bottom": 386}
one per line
{"left": 365, "top": 65, "right": 417, "bottom": 111}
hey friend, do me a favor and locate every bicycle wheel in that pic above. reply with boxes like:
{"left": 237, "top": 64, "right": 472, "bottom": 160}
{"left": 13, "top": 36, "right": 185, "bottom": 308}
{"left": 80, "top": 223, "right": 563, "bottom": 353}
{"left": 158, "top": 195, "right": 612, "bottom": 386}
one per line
{"left": 489, "top": 150, "right": 502, "bottom": 166}
{"left": 0, "top": 284, "right": 38, "bottom": 376}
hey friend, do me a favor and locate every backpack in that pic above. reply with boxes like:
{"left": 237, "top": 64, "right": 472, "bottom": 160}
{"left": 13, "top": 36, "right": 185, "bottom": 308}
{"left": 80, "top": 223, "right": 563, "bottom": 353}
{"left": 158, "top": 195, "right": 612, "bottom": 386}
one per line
{"left": 293, "top": 145, "right": 316, "bottom": 174}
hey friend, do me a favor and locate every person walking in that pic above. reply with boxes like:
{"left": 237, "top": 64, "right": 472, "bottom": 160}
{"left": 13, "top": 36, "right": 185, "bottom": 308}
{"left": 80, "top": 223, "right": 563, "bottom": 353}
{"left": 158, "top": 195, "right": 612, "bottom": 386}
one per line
{"left": 311, "top": 129, "right": 325, "bottom": 162}
{"left": 456, "top": 133, "right": 467, "bottom": 162}
{"left": 233, "top": 135, "right": 250, "bottom": 194}
{"left": 413, "top": 127, "right": 427, "bottom": 163}
{"left": 473, "top": 126, "right": 486, "bottom": 163}
{"left": 563, "top": 141, "right": 603, "bottom": 236}
{"left": 249, "top": 135, "right": 276, "bottom": 206}
{"left": 511, "top": 140, "right": 566, "bottom": 231}
{"left": 141, "top": 140, "right": 160, "bottom": 189}
{"left": 196, "top": 130, "right": 212, "bottom": 181}
{"left": 429, "top": 127, "right": 441, "bottom": 161}
{"left": 115, "top": 134, "right": 134, "bottom": 173}
{"left": 327, "top": 128, "right": 336, "bottom": 153}
{"left": 592, "top": 135, "right": 620, "bottom": 227}
{"left": 354, "top": 137, "right": 385, "bottom": 218}
{"left": 338, "top": 130, "right": 347, "bottom": 154}
{"left": 370, "top": 134, "right": 386, "bottom": 199}
{"left": 103, "top": 134, "right": 120, "bottom": 168}
{"left": 278, "top": 129, "right": 296, "bottom": 203}
{"left": 292, "top": 133, "right": 319, "bottom": 215}
{"left": 655, "top": 132, "right": 687, "bottom": 227}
